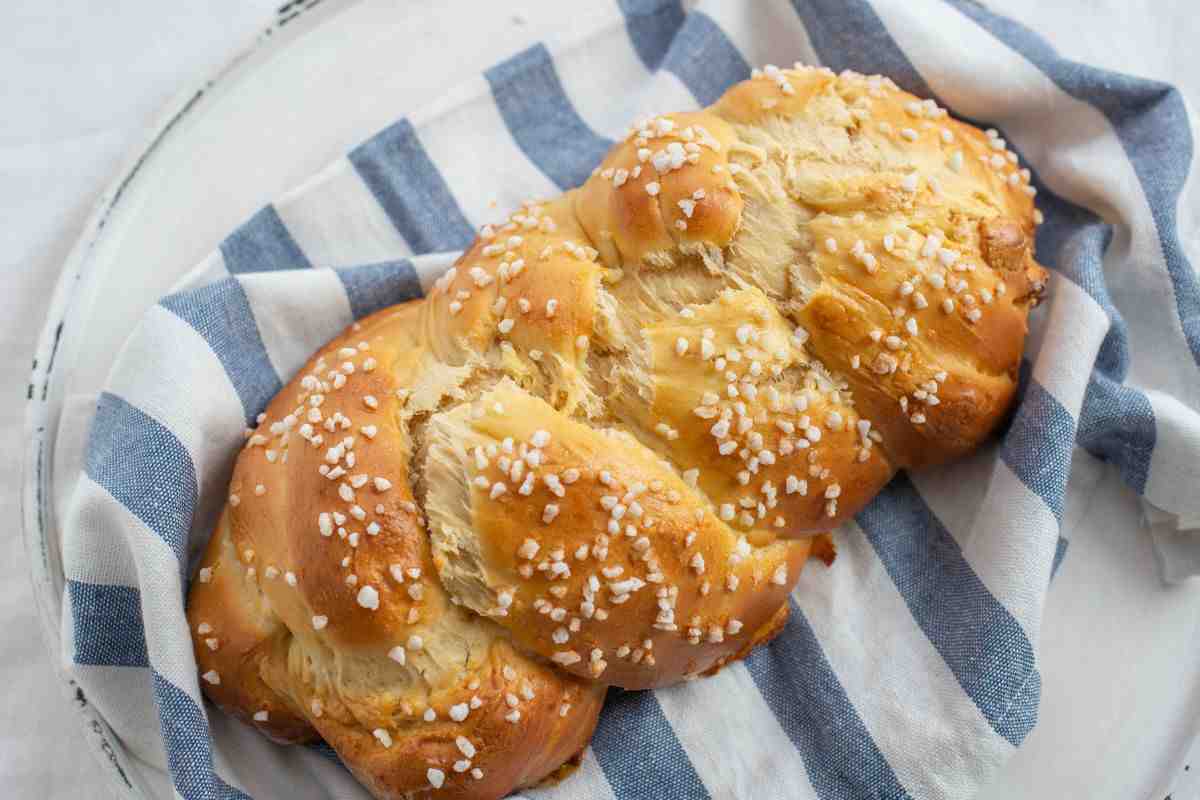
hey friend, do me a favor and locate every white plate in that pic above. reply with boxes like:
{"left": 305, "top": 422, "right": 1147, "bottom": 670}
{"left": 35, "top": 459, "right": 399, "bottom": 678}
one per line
{"left": 23, "top": 0, "right": 1200, "bottom": 797}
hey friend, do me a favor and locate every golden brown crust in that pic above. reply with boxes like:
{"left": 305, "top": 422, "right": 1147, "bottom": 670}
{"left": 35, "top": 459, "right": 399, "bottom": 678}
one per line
{"left": 187, "top": 64, "right": 1046, "bottom": 799}
{"left": 608, "top": 285, "right": 896, "bottom": 536}
{"left": 576, "top": 111, "right": 744, "bottom": 266}
{"left": 188, "top": 310, "right": 605, "bottom": 800}
{"left": 268, "top": 640, "right": 603, "bottom": 800}
{"left": 423, "top": 383, "right": 816, "bottom": 689}
{"left": 187, "top": 513, "right": 315, "bottom": 745}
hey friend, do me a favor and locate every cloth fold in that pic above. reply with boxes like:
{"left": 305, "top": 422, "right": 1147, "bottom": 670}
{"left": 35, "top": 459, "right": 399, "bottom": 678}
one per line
{"left": 59, "top": 1, "right": 1200, "bottom": 798}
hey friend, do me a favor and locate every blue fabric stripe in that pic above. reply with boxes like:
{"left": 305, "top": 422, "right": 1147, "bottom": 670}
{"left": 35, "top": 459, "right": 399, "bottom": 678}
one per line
{"left": 745, "top": 602, "right": 911, "bottom": 800}
{"left": 335, "top": 260, "right": 424, "bottom": 321}
{"left": 1035, "top": 195, "right": 1156, "bottom": 492}
{"left": 348, "top": 119, "right": 475, "bottom": 254}
{"left": 591, "top": 688, "right": 709, "bottom": 799}
{"left": 789, "top": 0, "right": 933, "bottom": 97}
{"left": 219, "top": 205, "right": 312, "bottom": 274}
{"left": 857, "top": 475, "right": 1040, "bottom": 746}
{"left": 152, "top": 673, "right": 251, "bottom": 800}
{"left": 946, "top": 0, "right": 1200, "bottom": 369}
{"left": 994, "top": 669, "right": 1041, "bottom": 746}
{"left": 67, "top": 580, "right": 149, "bottom": 668}
{"left": 160, "top": 276, "right": 282, "bottom": 427}
{"left": 1019, "top": 356, "right": 1073, "bottom": 579}
{"left": 1001, "top": 380, "right": 1075, "bottom": 523}
{"left": 485, "top": 44, "right": 614, "bottom": 191}
{"left": 1078, "top": 372, "right": 1157, "bottom": 495}
{"left": 1051, "top": 537, "right": 1069, "bottom": 580}
{"left": 617, "top": 0, "right": 686, "bottom": 71}
{"left": 659, "top": 11, "right": 751, "bottom": 106}
{"left": 1035, "top": 198, "right": 1127, "bottom": 376}
{"left": 85, "top": 393, "right": 197, "bottom": 566}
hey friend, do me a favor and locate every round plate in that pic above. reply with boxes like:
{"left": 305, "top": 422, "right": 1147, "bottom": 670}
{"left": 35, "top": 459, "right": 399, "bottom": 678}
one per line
{"left": 23, "top": 1, "right": 1200, "bottom": 797}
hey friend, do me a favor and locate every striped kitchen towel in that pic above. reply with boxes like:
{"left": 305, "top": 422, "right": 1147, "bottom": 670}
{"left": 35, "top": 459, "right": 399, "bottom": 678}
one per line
{"left": 61, "top": 0, "right": 1200, "bottom": 798}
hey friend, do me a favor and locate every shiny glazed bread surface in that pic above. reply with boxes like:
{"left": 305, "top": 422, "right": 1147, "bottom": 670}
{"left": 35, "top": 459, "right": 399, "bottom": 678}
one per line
{"left": 187, "top": 64, "right": 1046, "bottom": 799}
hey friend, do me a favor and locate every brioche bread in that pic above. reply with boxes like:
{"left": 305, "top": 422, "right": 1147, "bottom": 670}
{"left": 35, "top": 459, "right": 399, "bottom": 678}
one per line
{"left": 188, "top": 64, "right": 1046, "bottom": 799}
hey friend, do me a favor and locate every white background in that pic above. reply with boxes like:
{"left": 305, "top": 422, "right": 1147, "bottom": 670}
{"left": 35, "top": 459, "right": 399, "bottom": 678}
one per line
{"left": 2, "top": 1, "right": 1198, "bottom": 797}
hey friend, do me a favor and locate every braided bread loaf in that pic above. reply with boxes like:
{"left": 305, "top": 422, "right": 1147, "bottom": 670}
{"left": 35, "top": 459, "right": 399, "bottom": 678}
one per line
{"left": 188, "top": 64, "right": 1046, "bottom": 799}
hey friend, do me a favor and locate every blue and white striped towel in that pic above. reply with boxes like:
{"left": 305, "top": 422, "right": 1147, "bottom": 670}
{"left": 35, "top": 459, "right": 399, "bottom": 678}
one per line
{"left": 62, "top": 1, "right": 1200, "bottom": 798}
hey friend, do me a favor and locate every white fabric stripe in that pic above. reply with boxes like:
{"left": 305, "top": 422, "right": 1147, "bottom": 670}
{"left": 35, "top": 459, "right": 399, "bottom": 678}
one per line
{"left": 104, "top": 306, "right": 244, "bottom": 457}
{"left": 105, "top": 306, "right": 246, "bottom": 540}
{"left": 796, "top": 527, "right": 1012, "bottom": 800}
{"left": 911, "top": 444, "right": 1003, "bottom": 549}
{"left": 1146, "top": 389, "right": 1200, "bottom": 522}
{"left": 66, "top": 475, "right": 204, "bottom": 706}
{"left": 654, "top": 663, "right": 820, "bottom": 799}
{"left": 175, "top": 250, "right": 231, "bottom": 293}
{"left": 958, "top": 464, "right": 1059, "bottom": 643}
{"left": 411, "top": 251, "right": 462, "bottom": 293}
{"left": 123, "top": 512, "right": 206, "bottom": 708}
{"left": 123, "top": 734, "right": 177, "bottom": 800}
{"left": 274, "top": 160, "right": 413, "bottom": 268}
{"left": 53, "top": 392, "right": 104, "bottom": 536}
{"left": 413, "top": 75, "right": 558, "bottom": 226}
{"left": 62, "top": 479, "right": 142, "bottom": 589}
{"left": 870, "top": 0, "right": 1200, "bottom": 405}
{"left": 238, "top": 268, "right": 354, "bottom": 382}
{"left": 555, "top": 2, "right": 697, "bottom": 138}
{"left": 634, "top": 65, "right": 703, "bottom": 117}
{"left": 520, "top": 746, "right": 618, "bottom": 800}
{"left": 918, "top": 448, "right": 1113, "bottom": 646}
{"left": 70, "top": 661, "right": 167, "bottom": 772}
{"left": 1030, "top": 273, "right": 1109, "bottom": 413}
{"left": 208, "top": 712, "right": 367, "bottom": 800}
{"left": 912, "top": 443, "right": 1066, "bottom": 645}
{"left": 699, "top": 0, "right": 820, "bottom": 69}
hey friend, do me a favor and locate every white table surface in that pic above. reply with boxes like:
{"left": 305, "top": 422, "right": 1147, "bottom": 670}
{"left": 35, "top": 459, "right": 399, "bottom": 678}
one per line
{"left": 3, "top": 2, "right": 1198, "bottom": 798}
